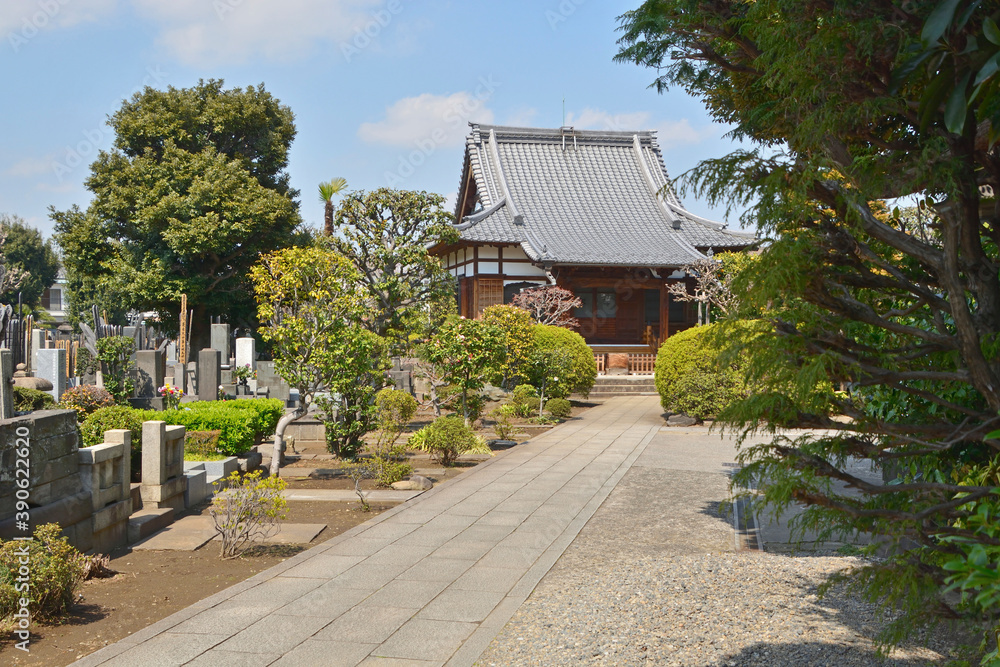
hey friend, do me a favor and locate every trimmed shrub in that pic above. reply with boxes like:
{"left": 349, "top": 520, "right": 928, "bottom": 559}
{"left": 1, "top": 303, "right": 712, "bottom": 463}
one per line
{"left": 0, "top": 524, "right": 86, "bottom": 629}
{"left": 80, "top": 405, "right": 146, "bottom": 448}
{"left": 408, "top": 415, "right": 492, "bottom": 466}
{"left": 507, "top": 384, "right": 538, "bottom": 417}
{"left": 654, "top": 321, "right": 759, "bottom": 420}
{"left": 545, "top": 397, "right": 572, "bottom": 419}
{"left": 13, "top": 386, "right": 56, "bottom": 413}
{"left": 60, "top": 385, "right": 115, "bottom": 421}
{"left": 185, "top": 430, "right": 223, "bottom": 460}
{"left": 530, "top": 325, "right": 596, "bottom": 398}
{"left": 162, "top": 399, "right": 286, "bottom": 456}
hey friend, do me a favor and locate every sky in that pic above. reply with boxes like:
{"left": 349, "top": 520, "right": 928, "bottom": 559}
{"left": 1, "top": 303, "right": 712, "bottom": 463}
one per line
{"left": 0, "top": 0, "right": 750, "bottom": 240}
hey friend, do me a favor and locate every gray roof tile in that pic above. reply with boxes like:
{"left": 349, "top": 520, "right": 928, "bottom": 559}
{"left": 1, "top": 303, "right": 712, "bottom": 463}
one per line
{"left": 453, "top": 124, "right": 755, "bottom": 267}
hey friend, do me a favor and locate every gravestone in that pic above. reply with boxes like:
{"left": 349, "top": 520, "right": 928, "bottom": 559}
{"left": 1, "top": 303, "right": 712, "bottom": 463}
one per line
{"left": 186, "top": 361, "right": 197, "bottom": 397}
{"left": 196, "top": 349, "right": 221, "bottom": 402}
{"left": 35, "top": 348, "right": 67, "bottom": 401}
{"left": 135, "top": 350, "right": 164, "bottom": 397}
{"left": 235, "top": 337, "right": 256, "bottom": 371}
{"left": 165, "top": 341, "right": 178, "bottom": 363}
{"left": 30, "top": 329, "right": 46, "bottom": 373}
{"left": 130, "top": 349, "right": 166, "bottom": 410}
{"left": 0, "top": 350, "right": 13, "bottom": 419}
{"left": 210, "top": 324, "right": 231, "bottom": 368}
{"left": 256, "top": 360, "right": 290, "bottom": 402}
{"left": 169, "top": 362, "right": 186, "bottom": 393}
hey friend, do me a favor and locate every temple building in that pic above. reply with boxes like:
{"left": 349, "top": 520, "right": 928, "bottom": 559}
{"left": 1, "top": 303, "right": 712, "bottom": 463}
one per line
{"left": 431, "top": 124, "right": 755, "bottom": 366}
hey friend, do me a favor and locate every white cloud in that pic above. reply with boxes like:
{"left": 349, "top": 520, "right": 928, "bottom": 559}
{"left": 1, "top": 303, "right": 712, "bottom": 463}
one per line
{"left": 359, "top": 91, "right": 496, "bottom": 148}
{"left": 4, "top": 155, "right": 56, "bottom": 178}
{"left": 654, "top": 118, "right": 722, "bottom": 147}
{"left": 131, "top": 0, "right": 388, "bottom": 66}
{"left": 2, "top": 0, "right": 116, "bottom": 41}
{"left": 564, "top": 108, "right": 721, "bottom": 147}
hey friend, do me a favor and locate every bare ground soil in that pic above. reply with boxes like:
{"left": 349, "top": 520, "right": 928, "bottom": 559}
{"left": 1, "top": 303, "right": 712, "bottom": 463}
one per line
{"left": 1, "top": 501, "right": 395, "bottom": 667}
{"left": 1, "top": 400, "right": 596, "bottom": 666}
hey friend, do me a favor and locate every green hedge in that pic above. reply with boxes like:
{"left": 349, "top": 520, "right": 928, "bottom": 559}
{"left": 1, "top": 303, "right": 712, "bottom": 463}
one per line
{"left": 530, "top": 325, "right": 597, "bottom": 398}
{"left": 13, "top": 386, "right": 56, "bottom": 412}
{"left": 654, "top": 322, "right": 759, "bottom": 420}
{"left": 81, "top": 399, "right": 285, "bottom": 457}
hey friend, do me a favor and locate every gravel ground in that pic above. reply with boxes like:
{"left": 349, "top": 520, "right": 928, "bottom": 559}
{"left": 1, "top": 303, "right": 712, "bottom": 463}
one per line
{"left": 477, "top": 465, "right": 966, "bottom": 666}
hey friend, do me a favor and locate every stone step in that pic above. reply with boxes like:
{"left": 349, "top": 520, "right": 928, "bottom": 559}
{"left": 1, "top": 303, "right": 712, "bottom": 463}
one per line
{"left": 127, "top": 508, "right": 175, "bottom": 545}
{"left": 130, "top": 483, "right": 142, "bottom": 514}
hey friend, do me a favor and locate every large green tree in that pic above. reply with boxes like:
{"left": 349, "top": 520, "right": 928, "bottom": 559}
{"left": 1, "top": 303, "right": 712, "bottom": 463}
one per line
{"left": 53, "top": 79, "right": 302, "bottom": 345}
{"left": 618, "top": 0, "right": 1000, "bottom": 654}
{"left": 328, "top": 188, "right": 457, "bottom": 350}
{"left": 0, "top": 214, "right": 59, "bottom": 309}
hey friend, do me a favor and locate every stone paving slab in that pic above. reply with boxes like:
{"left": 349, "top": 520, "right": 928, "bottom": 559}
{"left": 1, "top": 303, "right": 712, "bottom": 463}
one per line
{"left": 71, "top": 396, "right": 664, "bottom": 667}
{"left": 282, "top": 489, "right": 424, "bottom": 502}
{"left": 133, "top": 515, "right": 329, "bottom": 551}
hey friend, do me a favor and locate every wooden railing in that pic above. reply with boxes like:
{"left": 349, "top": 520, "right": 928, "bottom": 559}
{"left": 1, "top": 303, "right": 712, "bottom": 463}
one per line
{"left": 628, "top": 353, "right": 656, "bottom": 375}
{"left": 592, "top": 352, "right": 657, "bottom": 375}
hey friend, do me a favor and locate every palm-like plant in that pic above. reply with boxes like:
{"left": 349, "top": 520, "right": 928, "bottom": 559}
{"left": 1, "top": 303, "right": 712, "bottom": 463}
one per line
{"left": 318, "top": 177, "right": 348, "bottom": 235}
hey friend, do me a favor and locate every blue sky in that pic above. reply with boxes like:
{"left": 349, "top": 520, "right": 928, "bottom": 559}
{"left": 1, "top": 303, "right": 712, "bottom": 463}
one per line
{"left": 0, "top": 0, "right": 749, "bottom": 239}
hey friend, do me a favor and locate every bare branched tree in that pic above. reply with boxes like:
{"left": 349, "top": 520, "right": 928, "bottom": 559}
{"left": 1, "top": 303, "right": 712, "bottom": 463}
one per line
{"left": 511, "top": 285, "right": 582, "bottom": 329}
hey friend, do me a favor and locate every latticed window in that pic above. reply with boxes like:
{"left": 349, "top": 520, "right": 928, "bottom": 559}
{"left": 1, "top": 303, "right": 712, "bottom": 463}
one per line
{"left": 476, "top": 278, "right": 503, "bottom": 316}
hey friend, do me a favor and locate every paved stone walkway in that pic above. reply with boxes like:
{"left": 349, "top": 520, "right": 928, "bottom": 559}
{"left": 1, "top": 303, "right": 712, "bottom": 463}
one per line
{"left": 72, "top": 396, "right": 665, "bottom": 667}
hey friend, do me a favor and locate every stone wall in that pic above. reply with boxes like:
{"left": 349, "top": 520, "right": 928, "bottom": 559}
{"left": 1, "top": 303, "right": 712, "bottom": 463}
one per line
{"left": 0, "top": 411, "right": 133, "bottom": 553}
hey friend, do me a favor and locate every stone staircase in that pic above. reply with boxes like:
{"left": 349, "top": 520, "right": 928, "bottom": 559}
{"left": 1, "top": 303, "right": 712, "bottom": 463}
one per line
{"left": 584, "top": 375, "right": 657, "bottom": 399}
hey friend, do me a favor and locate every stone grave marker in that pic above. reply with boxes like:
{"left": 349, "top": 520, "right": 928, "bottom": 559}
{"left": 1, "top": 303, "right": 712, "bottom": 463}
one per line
{"left": 196, "top": 349, "right": 221, "bottom": 402}
{"left": 35, "top": 348, "right": 67, "bottom": 401}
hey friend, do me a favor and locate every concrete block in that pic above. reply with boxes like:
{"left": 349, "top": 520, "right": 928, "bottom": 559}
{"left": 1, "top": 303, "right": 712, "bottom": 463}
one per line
{"left": 35, "top": 348, "right": 67, "bottom": 401}
{"left": 202, "top": 456, "right": 240, "bottom": 479}
{"left": 92, "top": 498, "right": 131, "bottom": 533}
{"left": 183, "top": 461, "right": 206, "bottom": 472}
{"left": 139, "top": 475, "right": 187, "bottom": 511}
{"left": 142, "top": 421, "right": 168, "bottom": 486}
{"left": 184, "top": 468, "right": 208, "bottom": 508}
{"left": 127, "top": 508, "right": 175, "bottom": 544}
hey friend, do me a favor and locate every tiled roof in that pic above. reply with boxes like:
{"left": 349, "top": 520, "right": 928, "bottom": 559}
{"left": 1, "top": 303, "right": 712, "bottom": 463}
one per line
{"left": 453, "top": 124, "right": 755, "bottom": 267}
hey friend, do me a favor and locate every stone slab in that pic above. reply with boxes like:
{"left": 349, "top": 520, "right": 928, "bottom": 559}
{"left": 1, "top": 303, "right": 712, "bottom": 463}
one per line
{"left": 127, "top": 508, "right": 175, "bottom": 544}
{"left": 281, "top": 489, "right": 424, "bottom": 503}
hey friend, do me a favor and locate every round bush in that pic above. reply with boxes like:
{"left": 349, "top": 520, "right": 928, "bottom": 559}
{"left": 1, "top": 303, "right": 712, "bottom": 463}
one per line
{"left": 60, "top": 385, "right": 115, "bottom": 421}
{"left": 409, "top": 415, "right": 489, "bottom": 466}
{"left": 654, "top": 322, "right": 759, "bottom": 420}
{"left": 545, "top": 397, "right": 572, "bottom": 419}
{"left": 530, "top": 325, "right": 597, "bottom": 398}
{"left": 13, "top": 386, "right": 56, "bottom": 413}
{"left": 507, "top": 384, "right": 538, "bottom": 417}
{"left": 80, "top": 405, "right": 146, "bottom": 448}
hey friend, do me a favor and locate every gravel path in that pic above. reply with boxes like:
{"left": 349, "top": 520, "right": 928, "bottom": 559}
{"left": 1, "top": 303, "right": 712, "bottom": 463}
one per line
{"left": 477, "top": 463, "right": 961, "bottom": 666}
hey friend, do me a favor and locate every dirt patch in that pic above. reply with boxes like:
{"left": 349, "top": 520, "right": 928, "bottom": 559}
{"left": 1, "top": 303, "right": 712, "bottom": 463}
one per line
{"left": 1, "top": 501, "right": 394, "bottom": 667}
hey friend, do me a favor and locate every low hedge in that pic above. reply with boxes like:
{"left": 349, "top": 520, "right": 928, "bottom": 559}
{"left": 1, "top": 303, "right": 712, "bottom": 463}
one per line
{"left": 654, "top": 321, "right": 760, "bottom": 420}
{"left": 81, "top": 399, "right": 286, "bottom": 458}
